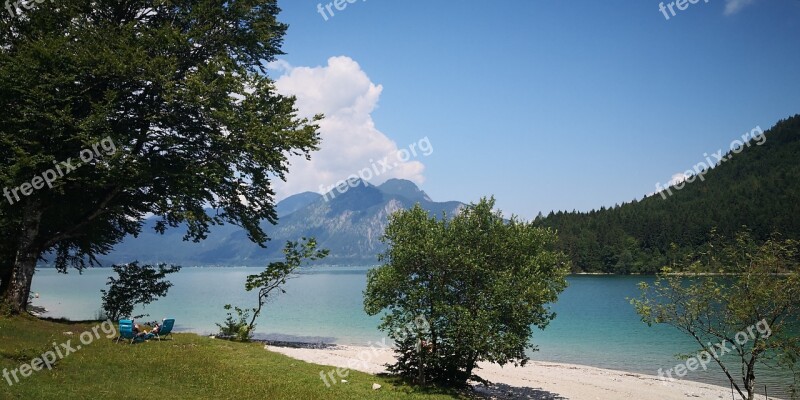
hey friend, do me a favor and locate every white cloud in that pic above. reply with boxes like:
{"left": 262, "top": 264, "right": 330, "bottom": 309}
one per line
{"left": 724, "top": 0, "right": 758, "bottom": 15}
{"left": 266, "top": 59, "right": 292, "bottom": 74}
{"left": 647, "top": 172, "right": 690, "bottom": 198}
{"left": 668, "top": 172, "right": 687, "bottom": 186}
{"left": 268, "top": 56, "right": 426, "bottom": 199}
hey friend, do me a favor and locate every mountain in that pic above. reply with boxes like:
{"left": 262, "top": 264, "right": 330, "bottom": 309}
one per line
{"left": 275, "top": 192, "right": 322, "bottom": 216}
{"left": 106, "top": 114, "right": 800, "bottom": 271}
{"left": 534, "top": 114, "right": 800, "bottom": 274}
{"left": 378, "top": 179, "right": 433, "bottom": 204}
{"left": 105, "top": 179, "right": 463, "bottom": 266}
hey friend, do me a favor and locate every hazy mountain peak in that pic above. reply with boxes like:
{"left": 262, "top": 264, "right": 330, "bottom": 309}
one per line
{"left": 109, "top": 177, "right": 464, "bottom": 266}
{"left": 276, "top": 192, "right": 322, "bottom": 216}
{"left": 378, "top": 179, "right": 432, "bottom": 203}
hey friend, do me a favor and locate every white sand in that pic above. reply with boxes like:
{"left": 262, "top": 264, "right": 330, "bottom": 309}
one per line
{"left": 266, "top": 344, "right": 759, "bottom": 400}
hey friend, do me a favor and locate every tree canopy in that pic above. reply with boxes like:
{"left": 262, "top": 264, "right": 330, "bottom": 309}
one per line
{"left": 0, "top": 0, "right": 321, "bottom": 312}
{"left": 631, "top": 231, "right": 800, "bottom": 400}
{"left": 364, "top": 198, "right": 570, "bottom": 387}
{"left": 101, "top": 262, "right": 181, "bottom": 321}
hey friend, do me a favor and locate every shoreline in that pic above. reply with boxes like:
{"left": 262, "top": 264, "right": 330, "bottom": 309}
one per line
{"left": 267, "top": 344, "right": 774, "bottom": 400}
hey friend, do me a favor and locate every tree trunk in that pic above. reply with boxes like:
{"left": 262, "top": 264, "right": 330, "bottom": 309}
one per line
{"left": 0, "top": 233, "right": 21, "bottom": 301}
{"left": 417, "top": 338, "right": 425, "bottom": 384}
{"left": 745, "top": 361, "right": 756, "bottom": 400}
{"left": 463, "top": 352, "right": 479, "bottom": 386}
{"left": 0, "top": 264, "right": 12, "bottom": 298}
{"left": 2, "top": 201, "right": 42, "bottom": 314}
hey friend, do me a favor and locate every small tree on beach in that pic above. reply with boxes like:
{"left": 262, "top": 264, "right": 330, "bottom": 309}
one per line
{"left": 216, "top": 305, "right": 253, "bottom": 342}
{"left": 631, "top": 231, "right": 800, "bottom": 400}
{"left": 364, "top": 198, "right": 570, "bottom": 387}
{"left": 219, "top": 238, "right": 328, "bottom": 340}
{"left": 101, "top": 262, "right": 181, "bottom": 321}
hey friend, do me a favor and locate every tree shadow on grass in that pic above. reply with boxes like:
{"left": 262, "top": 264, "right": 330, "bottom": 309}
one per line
{"left": 37, "top": 316, "right": 109, "bottom": 325}
{"left": 376, "top": 375, "right": 566, "bottom": 400}
{"left": 375, "top": 374, "right": 469, "bottom": 398}
{"left": 468, "top": 382, "right": 567, "bottom": 399}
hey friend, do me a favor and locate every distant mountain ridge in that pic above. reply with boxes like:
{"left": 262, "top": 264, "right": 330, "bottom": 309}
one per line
{"left": 105, "top": 179, "right": 463, "bottom": 266}
{"left": 275, "top": 192, "right": 322, "bottom": 216}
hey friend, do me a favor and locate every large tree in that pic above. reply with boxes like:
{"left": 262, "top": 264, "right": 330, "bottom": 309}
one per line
{"left": 0, "top": 0, "right": 322, "bottom": 313}
{"left": 364, "top": 198, "right": 570, "bottom": 387}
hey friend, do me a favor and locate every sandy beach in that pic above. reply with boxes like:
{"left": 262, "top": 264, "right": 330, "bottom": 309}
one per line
{"left": 267, "top": 344, "right": 752, "bottom": 400}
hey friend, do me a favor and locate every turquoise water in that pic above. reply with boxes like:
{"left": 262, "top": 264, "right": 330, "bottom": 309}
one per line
{"left": 30, "top": 267, "right": 793, "bottom": 396}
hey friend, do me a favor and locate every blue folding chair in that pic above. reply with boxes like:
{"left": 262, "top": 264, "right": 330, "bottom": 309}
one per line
{"left": 152, "top": 318, "right": 175, "bottom": 341}
{"left": 116, "top": 320, "right": 145, "bottom": 344}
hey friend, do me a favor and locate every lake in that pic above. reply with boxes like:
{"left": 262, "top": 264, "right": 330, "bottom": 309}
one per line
{"left": 30, "top": 266, "right": 792, "bottom": 397}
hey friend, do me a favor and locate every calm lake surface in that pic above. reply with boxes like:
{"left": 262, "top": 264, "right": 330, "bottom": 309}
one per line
{"left": 31, "top": 266, "right": 792, "bottom": 396}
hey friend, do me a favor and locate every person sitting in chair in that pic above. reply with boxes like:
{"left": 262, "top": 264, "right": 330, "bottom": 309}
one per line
{"left": 150, "top": 322, "right": 161, "bottom": 335}
{"left": 132, "top": 321, "right": 147, "bottom": 339}
{"left": 143, "top": 319, "right": 168, "bottom": 339}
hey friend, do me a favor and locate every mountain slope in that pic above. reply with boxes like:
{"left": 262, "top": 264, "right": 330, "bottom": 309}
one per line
{"left": 106, "top": 179, "right": 463, "bottom": 266}
{"left": 378, "top": 178, "right": 433, "bottom": 204}
{"left": 275, "top": 192, "right": 322, "bottom": 216}
{"left": 535, "top": 114, "right": 800, "bottom": 273}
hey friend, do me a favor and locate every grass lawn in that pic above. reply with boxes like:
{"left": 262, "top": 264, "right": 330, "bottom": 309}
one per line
{"left": 0, "top": 315, "right": 463, "bottom": 399}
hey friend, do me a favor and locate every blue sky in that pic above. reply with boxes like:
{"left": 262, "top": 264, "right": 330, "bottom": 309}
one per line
{"left": 267, "top": 0, "right": 800, "bottom": 220}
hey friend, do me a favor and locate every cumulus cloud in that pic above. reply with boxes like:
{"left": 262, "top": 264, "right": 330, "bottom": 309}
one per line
{"left": 268, "top": 56, "right": 426, "bottom": 199}
{"left": 724, "top": 0, "right": 758, "bottom": 15}
{"left": 668, "top": 172, "right": 688, "bottom": 186}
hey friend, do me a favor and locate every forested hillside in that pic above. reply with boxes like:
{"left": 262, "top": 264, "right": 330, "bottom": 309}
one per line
{"left": 535, "top": 115, "right": 800, "bottom": 273}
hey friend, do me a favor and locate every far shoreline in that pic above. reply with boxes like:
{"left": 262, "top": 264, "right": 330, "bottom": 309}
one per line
{"left": 39, "top": 264, "right": 778, "bottom": 277}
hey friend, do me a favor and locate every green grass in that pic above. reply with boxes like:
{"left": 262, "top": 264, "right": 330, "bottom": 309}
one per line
{"left": 0, "top": 315, "right": 463, "bottom": 399}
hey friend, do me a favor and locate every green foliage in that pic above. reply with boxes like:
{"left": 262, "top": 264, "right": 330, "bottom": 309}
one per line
{"left": 535, "top": 115, "right": 800, "bottom": 274}
{"left": 0, "top": 0, "right": 322, "bottom": 311}
{"left": 364, "top": 197, "right": 570, "bottom": 387}
{"left": 216, "top": 305, "right": 253, "bottom": 342}
{"left": 101, "top": 262, "right": 181, "bottom": 321}
{"left": 631, "top": 231, "right": 800, "bottom": 400}
{"left": 221, "top": 238, "right": 328, "bottom": 340}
